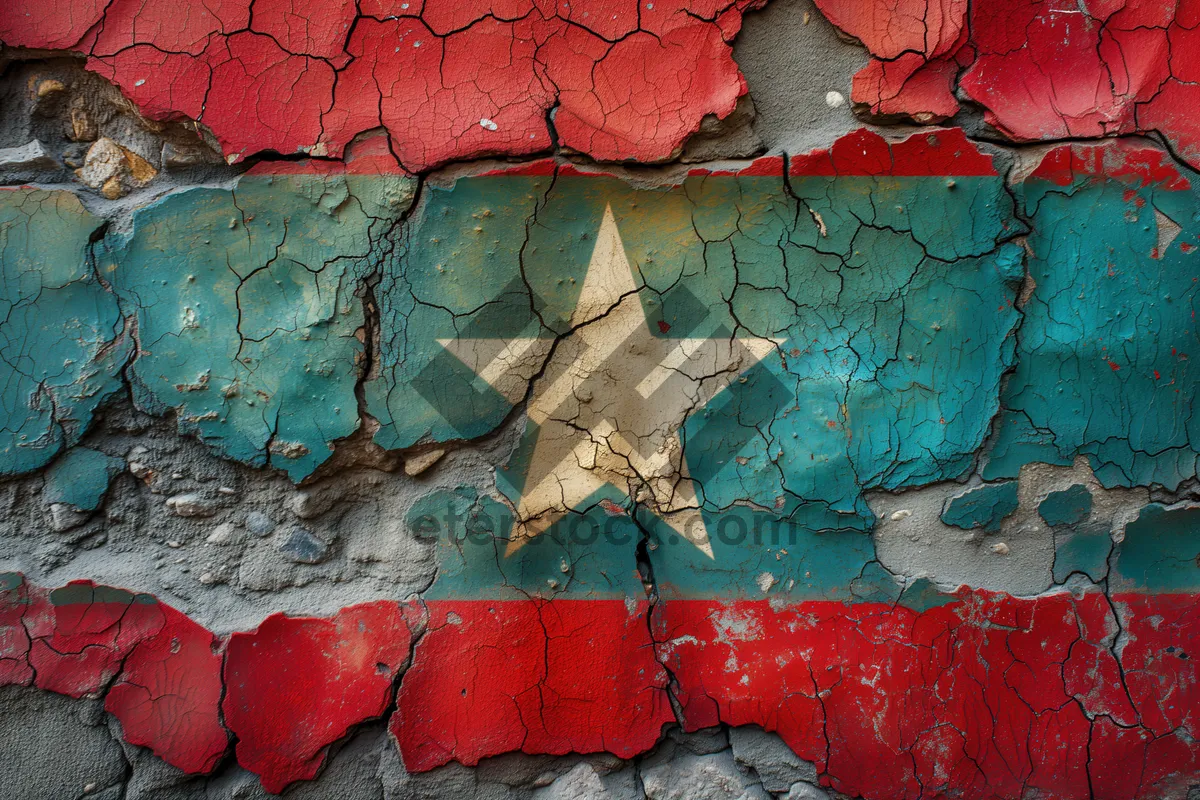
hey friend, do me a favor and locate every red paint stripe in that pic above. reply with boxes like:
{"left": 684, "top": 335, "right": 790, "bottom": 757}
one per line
{"left": 4, "top": 575, "right": 1198, "bottom": 797}
{"left": 789, "top": 128, "right": 998, "bottom": 177}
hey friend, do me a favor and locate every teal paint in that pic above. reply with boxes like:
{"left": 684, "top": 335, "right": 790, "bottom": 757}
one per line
{"left": 0, "top": 189, "right": 127, "bottom": 476}
{"left": 644, "top": 506, "right": 896, "bottom": 600}
{"left": 1052, "top": 523, "right": 1111, "bottom": 584}
{"left": 896, "top": 577, "right": 960, "bottom": 613}
{"left": 981, "top": 411, "right": 1069, "bottom": 480}
{"left": 940, "top": 482, "right": 1019, "bottom": 532}
{"left": 100, "top": 170, "right": 415, "bottom": 481}
{"left": 1038, "top": 484, "right": 1093, "bottom": 527}
{"left": 43, "top": 447, "right": 125, "bottom": 511}
{"left": 993, "top": 159, "right": 1200, "bottom": 488}
{"left": 408, "top": 487, "right": 644, "bottom": 600}
{"left": 371, "top": 167, "right": 1023, "bottom": 546}
{"left": 1112, "top": 504, "right": 1200, "bottom": 593}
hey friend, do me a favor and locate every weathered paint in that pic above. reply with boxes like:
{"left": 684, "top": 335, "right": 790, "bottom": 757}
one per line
{"left": 1038, "top": 484, "right": 1093, "bottom": 528}
{"left": 4, "top": 488, "right": 1198, "bottom": 798}
{"left": 809, "top": 0, "right": 1200, "bottom": 173}
{"left": 940, "top": 481, "right": 1019, "bottom": 533}
{"left": 813, "top": 0, "right": 968, "bottom": 122}
{"left": 0, "top": 0, "right": 767, "bottom": 169}
{"left": 0, "top": 189, "right": 126, "bottom": 477}
{"left": 42, "top": 446, "right": 125, "bottom": 511}
{"left": 223, "top": 602, "right": 416, "bottom": 793}
{"left": 371, "top": 129, "right": 1023, "bottom": 534}
{"left": 395, "top": 487, "right": 673, "bottom": 770}
{"left": 97, "top": 139, "right": 415, "bottom": 480}
{"left": 0, "top": 4, "right": 1198, "bottom": 786}
{"left": 987, "top": 142, "right": 1200, "bottom": 488}
{"left": 104, "top": 604, "right": 228, "bottom": 774}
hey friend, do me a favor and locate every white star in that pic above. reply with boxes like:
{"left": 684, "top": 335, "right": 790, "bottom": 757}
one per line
{"left": 441, "top": 204, "right": 777, "bottom": 557}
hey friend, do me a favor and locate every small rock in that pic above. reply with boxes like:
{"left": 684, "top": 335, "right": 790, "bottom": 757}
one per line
{"left": 166, "top": 540, "right": 182, "bottom": 549}
{"left": 165, "top": 493, "right": 217, "bottom": 517}
{"left": 198, "top": 571, "right": 217, "bottom": 585}
{"left": 206, "top": 522, "right": 243, "bottom": 545}
{"left": 277, "top": 526, "right": 330, "bottom": 564}
{"left": 403, "top": 448, "right": 445, "bottom": 477}
{"left": 286, "top": 486, "right": 341, "bottom": 519}
{"left": 889, "top": 509, "right": 912, "bottom": 521}
{"left": 74, "top": 137, "right": 157, "bottom": 199}
{"left": 991, "top": 542, "right": 1011, "bottom": 555}
{"left": 0, "top": 140, "right": 56, "bottom": 170}
{"left": 217, "top": 486, "right": 237, "bottom": 496}
{"left": 69, "top": 106, "right": 98, "bottom": 142}
{"left": 48, "top": 503, "right": 89, "bottom": 532}
{"left": 36, "top": 79, "right": 66, "bottom": 97}
{"left": 161, "top": 140, "right": 220, "bottom": 168}
{"left": 244, "top": 511, "right": 276, "bottom": 537}
{"left": 825, "top": 90, "right": 846, "bottom": 108}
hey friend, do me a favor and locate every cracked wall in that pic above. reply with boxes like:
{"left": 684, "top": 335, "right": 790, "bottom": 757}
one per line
{"left": 1, "top": 1, "right": 1199, "bottom": 799}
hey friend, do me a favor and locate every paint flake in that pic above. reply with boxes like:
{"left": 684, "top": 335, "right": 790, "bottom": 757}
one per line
{"left": 0, "top": 0, "right": 769, "bottom": 169}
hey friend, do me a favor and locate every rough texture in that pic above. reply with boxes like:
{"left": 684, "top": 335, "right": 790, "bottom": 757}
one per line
{"left": 0, "top": 0, "right": 771, "bottom": 170}
{"left": 2, "top": 1, "right": 1200, "bottom": 798}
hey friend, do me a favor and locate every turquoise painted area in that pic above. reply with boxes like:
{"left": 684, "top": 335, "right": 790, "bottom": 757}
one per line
{"left": 992, "top": 167, "right": 1200, "bottom": 488}
{"left": 897, "top": 577, "right": 961, "bottom": 613}
{"left": 1112, "top": 504, "right": 1200, "bottom": 592}
{"left": 100, "top": 171, "right": 414, "bottom": 480}
{"left": 940, "top": 482, "right": 1019, "bottom": 532}
{"left": 981, "top": 411, "right": 1068, "bottom": 480}
{"left": 1039, "top": 484, "right": 1093, "bottom": 527}
{"left": 0, "top": 190, "right": 127, "bottom": 476}
{"left": 410, "top": 485, "right": 903, "bottom": 602}
{"left": 644, "top": 506, "right": 900, "bottom": 602}
{"left": 43, "top": 447, "right": 124, "bottom": 511}
{"left": 371, "top": 169, "right": 1023, "bottom": 549}
{"left": 409, "top": 487, "right": 645, "bottom": 600}
{"left": 1053, "top": 523, "right": 1111, "bottom": 584}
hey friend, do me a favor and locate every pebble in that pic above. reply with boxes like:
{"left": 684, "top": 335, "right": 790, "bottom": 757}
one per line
{"left": 277, "top": 526, "right": 330, "bottom": 564}
{"left": 206, "top": 522, "right": 242, "bottom": 545}
{"left": 244, "top": 511, "right": 276, "bottom": 537}
{"left": 165, "top": 493, "right": 217, "bottom": 517}
{"left": 48, "top": 503, "right": 88, "bottom": 532}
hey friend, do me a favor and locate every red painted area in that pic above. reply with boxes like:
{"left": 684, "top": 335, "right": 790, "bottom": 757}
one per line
{"left": 788, "top": 128, "right": 997, "bottom": 177}
{"left": 3, "top": 572, "right": 1200, "bottom": 796}
{"left": 105, "top": 606, "right": 228, "bottom": 774}
{"left": 959, "top": 0, "right": 1200, "bottom": 165}
{"left": 393, "top": 598, "right": 673, "bottom": 771}
{"left": 0, "top": 0, "right": 766, "bottom": 169}
{"left": 1030, "top": 141, "right": 1193, "bottom": 192}
{"left": 0, "top": 575, "right": 33, "bottom": 686}
{"left": 222, "top": 602, "right": 415, "bottom": 794}
{"left": 806, "top": 0, "right": 1200, "bottom": 173}
{"left": 655, "top": 590, "right": 1200, "bottom": 800}
{"left": 813, "top": 0, "right": 968, "bottom": 122}
{"left": 25, "top": 582, "right": 165, "bottom": 698}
